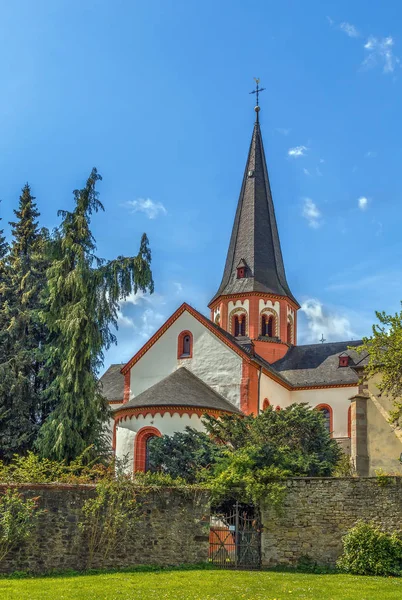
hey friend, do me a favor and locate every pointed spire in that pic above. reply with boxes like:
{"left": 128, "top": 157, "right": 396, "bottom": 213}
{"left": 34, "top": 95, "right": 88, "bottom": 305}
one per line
{"left": 209, "top": 111, "right": 299, "bottom": 307}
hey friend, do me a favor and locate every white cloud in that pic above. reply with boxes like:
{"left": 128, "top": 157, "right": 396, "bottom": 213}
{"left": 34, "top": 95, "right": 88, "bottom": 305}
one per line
{"left": 116, "top": 312, "right": 135, "bottom": 328}
{"left": 300, "top": 299, "right": 356, "bottom": 343}
{"left": 303, "top": 168, "right": 310, "bottom": 176}
{"left": 288, "top": 145, "right": 308, "bottom": 158}
{"left": 363, "top": 36, "right": 400, "bottom": 73}
{"left": 136, "top": 308, "right": 165, "bottom": 340}
{"left": 326, "top": 16, "right": 334, "bottom": 27}
{"left": 276, "top": 128, "right": 291, "bottom": 136}
{"left": 124, "top": 198, "right": 167, "bottom": 219}
{"left": 316, "top": 167, "right": 323, "bottom": 177}
{"left": 365, "top": 151, "right": 377, "bottom": 158}
{"left": 319, "top": 158, "right": 325, "bottom": 163}
{"left": 173, "top": 282, "right": 183, "bottom": 295}
{"left": 358, "top": 196, "right": 368, "bottom": 210}
{"left": 340, "top": 22, "right": 359, "bottom": 38}
{"left": 302, "top": 198, "right": 322, "bottom": 229}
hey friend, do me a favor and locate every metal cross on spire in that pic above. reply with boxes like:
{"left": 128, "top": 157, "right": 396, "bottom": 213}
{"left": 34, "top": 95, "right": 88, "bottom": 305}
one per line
{"left": 249, "top": 77, "right": 266, "bottom": 107}
{"left": 320, "top": 334, "right": 326, "bottom": 344}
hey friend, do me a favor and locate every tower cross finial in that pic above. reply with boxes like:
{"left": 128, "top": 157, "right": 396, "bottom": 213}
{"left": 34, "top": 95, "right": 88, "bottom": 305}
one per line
{"left": 249, "top": 77, "right": 266, "bottom": 108}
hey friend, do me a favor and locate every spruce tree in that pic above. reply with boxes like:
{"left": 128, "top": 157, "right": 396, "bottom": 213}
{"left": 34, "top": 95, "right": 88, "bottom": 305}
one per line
{"left": 36, "top": 168, "right": 154, "bottom": 462}
{"left": 0, "top": 186, "right": 49, "bottom": 460}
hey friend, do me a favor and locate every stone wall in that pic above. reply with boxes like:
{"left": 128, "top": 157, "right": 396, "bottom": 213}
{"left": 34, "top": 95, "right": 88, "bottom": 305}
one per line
{"left": 0, "top": 484, "right": 210, "bottom": 574}
{"left": 262, "top": 477, "right": 402, "bottom": 567}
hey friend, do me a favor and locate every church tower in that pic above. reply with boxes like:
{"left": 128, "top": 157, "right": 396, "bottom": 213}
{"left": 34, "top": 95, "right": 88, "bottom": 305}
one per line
{"left": 208, "top": 94, "right": 299, "bottom": 363}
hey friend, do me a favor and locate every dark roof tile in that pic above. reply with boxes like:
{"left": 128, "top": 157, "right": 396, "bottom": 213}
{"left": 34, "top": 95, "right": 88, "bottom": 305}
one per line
{"left": 117, "top": 367, "right": 241, "bottom": 414}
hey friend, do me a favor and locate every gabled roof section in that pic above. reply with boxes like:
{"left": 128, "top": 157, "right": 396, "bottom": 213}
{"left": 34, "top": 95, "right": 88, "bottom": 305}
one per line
{"left": 116, "top": 367, "right": 242, "bottom": 415}
{"left": 209, "top": 117, "right": 299, "bottom": 307}
{"left": 121, "top": 302, "right": 254, "bottom": 375}
{"left": 120, "top": 301, "right": 292, "bottom": 388}
{"left": 271, "top": 340, "right": 363, "bottom": 387}
{"left": 100, "top": 364, "right": 125, "bottom": 402}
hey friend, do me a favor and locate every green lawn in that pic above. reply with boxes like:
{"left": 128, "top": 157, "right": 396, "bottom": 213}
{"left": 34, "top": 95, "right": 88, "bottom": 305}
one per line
{"left": 0, "top": 568, "right": 401, "bottom": 600}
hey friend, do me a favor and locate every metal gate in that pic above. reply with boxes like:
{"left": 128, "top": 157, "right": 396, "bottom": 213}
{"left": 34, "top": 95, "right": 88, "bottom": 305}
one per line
{"left": 209, "top": 502, "right": 261, "bottom": 569}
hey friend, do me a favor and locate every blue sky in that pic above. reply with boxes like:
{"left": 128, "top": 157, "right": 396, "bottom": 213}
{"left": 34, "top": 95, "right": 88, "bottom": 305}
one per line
{"left": 1, "top": 0, "right": 402, "bottom": 372}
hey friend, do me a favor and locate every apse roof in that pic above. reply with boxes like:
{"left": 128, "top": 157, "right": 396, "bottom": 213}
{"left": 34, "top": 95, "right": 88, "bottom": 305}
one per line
{"left": 115, "top": 367, "right": 241, "bottom": 414}
{"left": 99, "top": 364, "right": 125, "bottom": 402}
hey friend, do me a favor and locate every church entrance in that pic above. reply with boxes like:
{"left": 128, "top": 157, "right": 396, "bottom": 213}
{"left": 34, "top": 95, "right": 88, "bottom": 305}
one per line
{"left": 209, "top": 502, "right": 261, "bottom": 569}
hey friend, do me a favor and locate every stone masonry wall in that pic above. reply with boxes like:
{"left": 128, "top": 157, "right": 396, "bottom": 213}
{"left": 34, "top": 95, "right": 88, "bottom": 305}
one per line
{"left": 262, "top": 477, "right": 402, "bottom": 567}
{"left": 0, "top": 484, "right": 210, "bottom": 574}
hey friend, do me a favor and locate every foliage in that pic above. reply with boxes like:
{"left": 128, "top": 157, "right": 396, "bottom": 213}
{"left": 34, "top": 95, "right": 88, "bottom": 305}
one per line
{"left": 147, "top": 428, "right": 225, "bottom": 483}
{"left": 0, "top": 451, "right": 116, "bottom": 485}
{"left": 0, "top": 489, "right": 41, "bottom": 562}
{"left": 149, "top": 405, "right": 341, "bottom": 506}
{"left": 205, "top": 446, "right": 287, "bottom": 507}
{"left": 355, "top": 306, "right": 402, "bottom": 423}
{"left": 375, "top": 469, "right": 394, "bottom": 487}
{"left": 333, "top": 453, "right": 355, "bottom": 477}
{"left": 0, "top": 186, "right": 50, "bottom": 460}
{"left": 337, "top": 521, "right": 402, "bottom": 576}
{"left": 35, "top": 168, "right": 154, "bottom": 462}
{"left": 79, "top": 476, "right": 141, "bottom": 568}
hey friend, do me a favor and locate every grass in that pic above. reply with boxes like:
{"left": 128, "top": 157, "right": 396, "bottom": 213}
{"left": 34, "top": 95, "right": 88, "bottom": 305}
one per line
{"left": 0, "top": 566, "right": 401, "bottom": 599}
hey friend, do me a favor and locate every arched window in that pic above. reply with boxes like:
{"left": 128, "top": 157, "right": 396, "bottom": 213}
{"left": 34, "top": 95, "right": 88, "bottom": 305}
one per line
{"left": 262, "top": 398, "right": 270, "bottom": 411}
{"left": 261, "top": 315, "right": 274, "bottom": 337}
{"left": 177, "top": 330, "right": 193, "bottom": 359}
{"left": 316, "top": 404, "right": 333, "bottom": 436}
{"left": 231, "top": 311, "right": 247, "bottom": 337}
{"left": 134, "top": 426, "right": 162, "bottom": 472}
{"left": 287, "top": 317, "right": 294, "bottom": 345}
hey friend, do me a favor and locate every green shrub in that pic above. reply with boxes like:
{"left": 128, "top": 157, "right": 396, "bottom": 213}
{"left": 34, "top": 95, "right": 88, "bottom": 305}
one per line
{"left": 0, "top": 489, "right": 41, "bottom": 562}
{"left": 337, "top": 521, "right": 402, "bottom": 576}
{"left": 79, "top": 476, "right": 142, "bottom": 568}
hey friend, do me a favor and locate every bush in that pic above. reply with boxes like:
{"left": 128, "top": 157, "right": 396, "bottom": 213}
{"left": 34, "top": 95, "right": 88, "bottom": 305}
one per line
{"left": 0, "top": 489, "right": 41, "bottom": 562}
{"left": 337, "top": 521, "right": 402, "bottom": 576}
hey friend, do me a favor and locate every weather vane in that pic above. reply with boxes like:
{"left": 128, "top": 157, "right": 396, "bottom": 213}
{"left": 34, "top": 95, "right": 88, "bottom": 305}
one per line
{"left": 320, "top": 334, "right": 326, "bottom": 344}
{"left": 249, "top": 77, "right": 266, "bottom": 107}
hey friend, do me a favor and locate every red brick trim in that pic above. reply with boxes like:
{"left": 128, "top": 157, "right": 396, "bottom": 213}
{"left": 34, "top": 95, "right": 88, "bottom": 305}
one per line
{"left": 114, "top": 405, "right": 237, "bottom": 421}
{"left": 108, "top": 400, "right": 123, "bottom": 405}
{"left": 121, "top": 303, "right": 250, "bottom": 375}
{"left": 292, "top": 383, "right": 357, "bottom": 391}
{"left": 209, "top": 291, "right": 300, "bottom": 311}
{"left": 112, "top": 420, "right": 117, "bottom": 452}
{"left": 240, "top": 360, "right": 259, "bottom": 415}
{"left": 134, "top": 426, "right": 162, "bottom": 473}
{"left": 316, "top": 403, "right": 333, "bottom": 437}
{"left": 177, "top": 330, "right": 193, "bottom": 359}
{"left": 123, "top": 371, "right": 130, "bottom": 404}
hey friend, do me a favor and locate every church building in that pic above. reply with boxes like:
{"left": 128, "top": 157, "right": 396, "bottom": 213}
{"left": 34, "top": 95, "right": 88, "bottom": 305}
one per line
{"left": 101, "top": 100, "right": 401, "bottom": 477}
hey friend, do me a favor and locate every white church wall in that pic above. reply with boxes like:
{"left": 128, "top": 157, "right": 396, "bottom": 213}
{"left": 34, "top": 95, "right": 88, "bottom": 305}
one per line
{"left": 259, "top": 372, "right": 291, "bottom": 409}
{"left": 291, "top": 387, "right": 358, "bottom": 438}
{"left": 129, "top": 310, "right": 243, "bottom": 407}
{"left": 259, "top": 374, "right": 357, "bottom": 439}
{"left": 115, "top": 426, "right": 136, "bottom": 473}
{"left": 115, "top": 412, "right": 205, "bottom": 473}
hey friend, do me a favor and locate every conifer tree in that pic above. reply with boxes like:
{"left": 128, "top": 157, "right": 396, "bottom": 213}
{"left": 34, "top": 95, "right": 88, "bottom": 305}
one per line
{"left": 0, "top": 186, "right": 49, "bottom": 460}
{"left": 36, "top": 168, "right": 154, "bottom": 462}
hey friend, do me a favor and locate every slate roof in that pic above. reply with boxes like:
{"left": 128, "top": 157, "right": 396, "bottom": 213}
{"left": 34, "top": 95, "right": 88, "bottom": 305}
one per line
{"left": 209, "top": 115, "right": 298, "bottom": 307}
{"left": 99, "top": 364, "right": 125, "bottom": 402}
{"left": 116, "top": 367, "right": 242, "bottom": 414}
{"left": 271, "top": 341, "right": 365, "bottom": 387}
